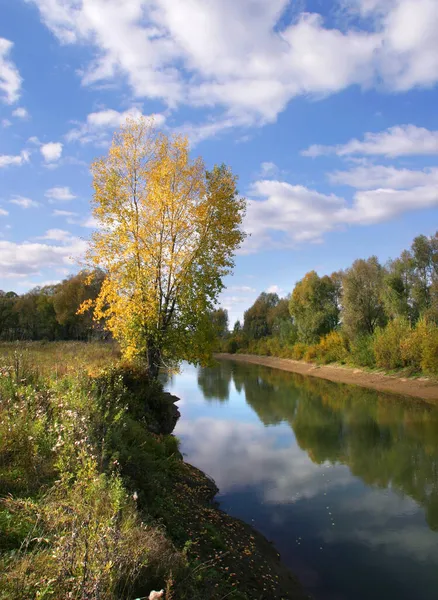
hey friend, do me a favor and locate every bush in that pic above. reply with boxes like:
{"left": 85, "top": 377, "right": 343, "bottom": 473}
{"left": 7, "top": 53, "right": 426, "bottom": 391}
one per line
{"left": 421, "top": 323, "right": 438, "bottom": 376}
{"left": 349, "top": 334, "right": 375, "bottom": 368}
{"left": 316, "top": 331, "right": 348, "bottom": 364}
{"left": 290, "top": 343, "right": 307, "bottom": 360}
{"left": 0, "top": 466, "right": 181, "bottom": 600}
{"left": 303, "top": 345, "right": 319, "bottom": 362}
{"left": 400, "top": 319, "right": 426, "bottom": 371}
{"left": 373, "top": 319, "right": 410, "bottom": 370}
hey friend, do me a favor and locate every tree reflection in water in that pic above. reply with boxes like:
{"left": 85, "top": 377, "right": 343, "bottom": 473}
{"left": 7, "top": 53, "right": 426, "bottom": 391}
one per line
{"left": 201, "top": 360, "right": 438, "bottom": 532}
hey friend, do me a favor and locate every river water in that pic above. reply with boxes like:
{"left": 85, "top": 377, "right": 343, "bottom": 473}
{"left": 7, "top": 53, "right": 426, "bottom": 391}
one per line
{"left": 164, "top": 359, "right": 438, "bottom": 600}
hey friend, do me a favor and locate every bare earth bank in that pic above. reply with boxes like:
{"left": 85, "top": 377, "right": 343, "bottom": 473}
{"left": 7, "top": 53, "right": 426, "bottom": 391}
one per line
{"left": 215, "top": 353, "right": 438, "bottom": 403}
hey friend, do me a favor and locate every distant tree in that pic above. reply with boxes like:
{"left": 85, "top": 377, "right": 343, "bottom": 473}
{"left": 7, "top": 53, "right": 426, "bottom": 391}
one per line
{"left": 243, "top": 292, "right": 279, "bottom": 340}
{"left": 268, "top": 297, "right": 297, "bottom": 344}
{"left": 0, "top": 291, "right": 18, "bottom": 340}
{"left": 54, "top": 270, "right": 105, "bottom": 340}
{"left": 210, "top": 308, "right": 229, "bottom": 339}
{"left": 383, "top": 251, "right": 416, "bottom": 322}
{"left": 342, "top": 257, "right": 387, "bottom": 338}
{"left": 233, "top": 320, "right": 242, "bottom": 333}
{"left": 289, "top": 271, "right": 340, "bottom": 343}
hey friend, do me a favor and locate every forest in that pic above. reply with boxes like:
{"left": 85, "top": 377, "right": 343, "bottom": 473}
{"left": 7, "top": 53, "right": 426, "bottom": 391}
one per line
{"left": 219, "top": 230, "right": 438, "bottom": 377}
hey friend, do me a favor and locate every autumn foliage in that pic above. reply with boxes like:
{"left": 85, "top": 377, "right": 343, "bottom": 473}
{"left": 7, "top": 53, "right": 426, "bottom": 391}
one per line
{"left": 83, "top": 117, "right": 246, "bottom": 376}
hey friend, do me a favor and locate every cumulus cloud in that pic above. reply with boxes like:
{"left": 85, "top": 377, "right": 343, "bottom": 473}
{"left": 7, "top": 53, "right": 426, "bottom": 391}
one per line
{"left": 27, "top": 0, "right": 438, "bottom": 134}
{"left": 329, "top": 165, "right": 438, "bottom": 189}
{"left": 0, "top": 38, "right": 22, "bottom": 104}
{"left": 12, "top": 107, "right": 29, "bottom": 119}
{"left": 0, "top": 208, "right": 9, "bottom": 216}
{"left": 0, "top": 151, "right": 30, "bottom": 168}
{"left": 9, "top": 195, "right": 39, "bottom": 209}
{"left": 39, "top": 229, "right": 74, "bottom": 242}
{"left": 66, "top": 107, "right": 166, "bottom": 145}
{"left": 40, "top": 142, "right": 63, "bottom": 163}
{"left": 45, "top": 186, "right": 76, "bottom": 202}
{"left": 303, "top": 125, "right": 438, "bottom": 157}
{"left": 242, "top": 176, "right": 438, "bottom": 252}
{"left": 0, "top": 236, "right": 87, "bottom": 278}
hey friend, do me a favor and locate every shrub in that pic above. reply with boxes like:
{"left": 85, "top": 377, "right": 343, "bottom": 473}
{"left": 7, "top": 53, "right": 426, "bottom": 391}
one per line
{"left": 373, "top": 319, "right": 410, "bottom": 370}
{"left": 290, "top": 342, "right": 308, "bottom": 360}
{"left": 303, "top": 345, "right": 319, "bottom": 362}
{"left": 400, "top": 318, "right": 426, "bottom": 371}
{"left": 0, "top": 466, "right": 182, "bottom": 600}
{"left": 349, "top": 334, "right": 375, "bottom": 368}
{"left": 421, "top": 323, "right": 438, "bottom": 376}
{"left": 316, "top": 331, "right": 348, "bottom": 364}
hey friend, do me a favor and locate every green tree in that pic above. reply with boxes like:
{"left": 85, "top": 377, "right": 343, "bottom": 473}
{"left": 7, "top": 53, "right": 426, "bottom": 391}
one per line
{"left": 54, "top": 270, "right": 104, "bottom": 340}
{"left": 210, "top": 308, "right": 229, "bottom": 339}
{"left": 0, "top": 291, "right": 18, "bottom": 340}
{"left": 383, "top": 250, "right": 416, "bottom": 322}
{"left": 243, "top": 292, "right": 279, "bottom": 340}
{"left": 289, "top": 271, "right": 340, "bottom": 343}
{"left": 342, "top": 256, "right": 387, "bottom": 338}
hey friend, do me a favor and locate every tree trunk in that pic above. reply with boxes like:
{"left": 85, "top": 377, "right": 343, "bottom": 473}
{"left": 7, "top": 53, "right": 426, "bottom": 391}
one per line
{"left": 147, "top": 344, "right": 161, "bottom": 379}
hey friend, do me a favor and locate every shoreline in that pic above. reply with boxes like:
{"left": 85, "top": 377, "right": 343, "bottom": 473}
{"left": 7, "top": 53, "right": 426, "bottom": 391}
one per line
{"left": 215, "top": 353, "right": 438, "bottom": 403}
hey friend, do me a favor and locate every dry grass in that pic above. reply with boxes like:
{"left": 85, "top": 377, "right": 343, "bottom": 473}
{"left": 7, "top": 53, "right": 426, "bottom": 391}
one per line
{"left": 0, "top": 341, "right": 120, "bottom": 380}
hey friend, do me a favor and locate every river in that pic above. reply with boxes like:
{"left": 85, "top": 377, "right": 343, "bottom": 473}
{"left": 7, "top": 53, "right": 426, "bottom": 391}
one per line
{"left": 164, "top": 358, "right": 438, "bottom": 600}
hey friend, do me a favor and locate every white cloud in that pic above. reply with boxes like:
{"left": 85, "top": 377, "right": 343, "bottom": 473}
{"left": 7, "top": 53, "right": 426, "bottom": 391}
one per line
{"left": 9, "top": 195, "right": 39, "bottom": 209}
{"left": 266, "top": 284, "right": 284, "bottom": 295}
{"left": 0, "top": 151, "right": 30, "bottom": 168}
{"left": 39, "top": 228, "right": 73, "bottom": 242}
{"left": 243, "top": 176, "right": 438, "bottom": 252}
{"left": 329, "top": 165, "right": 438, "bottom": 189}
{"left": 303, "top": 125, "right": 438, "bottom": 157}
{"left": 27, "top": 0, "right": 438, "bottom": 135}
{"left": 244, "top": 180, "right": 345, "bottom": 251}
{"left": 338, "top": 185, "right": 438, "bottom": 225}
{"left": 0, "top": 237, "right": 87, "bottom": 278}
{"left": 45, "top": 186, "right": 76, "bottom": 202}
{"left": 12, "top": 107, "right": 29, "bottom": 119}
{"left": 66, "top": 107, "right": 166, "bottom": 145}
{"left": 81, "top": 216, "right": 99, "bottom": 228}
{"left": 0, "top": 38, "right": 22, "bottom": 104}
{"left": 2, "top": 119, "right": 11, "bottom": 128}
{"left": 260, "top": 162, "right": 279, "bottom": 178}
{"left": 0, "top": 208, "right": 9, "bottom": 216}
{"left": 52, "top": 209, "right": 78, "bottom": 217}
{"left": 40, "top": 141, "right": 63, "bottom": 162}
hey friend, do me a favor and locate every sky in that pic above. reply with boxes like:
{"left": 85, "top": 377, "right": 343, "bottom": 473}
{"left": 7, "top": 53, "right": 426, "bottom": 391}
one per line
{"left": 1, "top": 0, "right": 438, "bottom": 326}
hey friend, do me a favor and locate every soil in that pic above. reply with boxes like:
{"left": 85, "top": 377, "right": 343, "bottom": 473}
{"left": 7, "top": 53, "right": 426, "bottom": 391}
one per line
{"left": 215, "top": 353, "right": 438, "bottom": 403}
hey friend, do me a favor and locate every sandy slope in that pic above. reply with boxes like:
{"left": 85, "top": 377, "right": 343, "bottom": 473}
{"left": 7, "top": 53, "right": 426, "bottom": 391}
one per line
{"left": 215, "top": 353, "right": 438, "bottom": 403}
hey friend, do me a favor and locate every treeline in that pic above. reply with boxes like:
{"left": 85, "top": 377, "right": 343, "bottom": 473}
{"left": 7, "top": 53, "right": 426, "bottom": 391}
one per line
{"left": 0, "top": 270, "right": 105, "bottom": 341}
{"left": 220, "top": 231, "right": 438, "bottom": 376}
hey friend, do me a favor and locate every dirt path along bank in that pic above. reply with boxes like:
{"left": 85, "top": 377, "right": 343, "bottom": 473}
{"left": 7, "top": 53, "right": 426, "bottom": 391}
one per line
{"left": 215, "top": 353, "right": 438, "bottom": 403}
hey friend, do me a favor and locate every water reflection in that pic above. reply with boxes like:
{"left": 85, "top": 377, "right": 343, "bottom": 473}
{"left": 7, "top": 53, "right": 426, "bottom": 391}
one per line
{"left": 227, "top": 362, "right": 438, "bottom": 531}
{"left": 167, "top": 360, "right": 438, "bottom": 600}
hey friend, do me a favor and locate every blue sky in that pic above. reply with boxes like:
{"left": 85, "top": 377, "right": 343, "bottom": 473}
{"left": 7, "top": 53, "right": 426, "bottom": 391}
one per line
{"left": 1, "top": 0, "right": 438, "bottom": 325}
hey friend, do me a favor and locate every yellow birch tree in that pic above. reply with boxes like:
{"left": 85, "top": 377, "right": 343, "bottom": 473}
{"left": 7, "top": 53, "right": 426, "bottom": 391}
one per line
{"left": 82, "top": 117, "right": 246, "bottom": 377}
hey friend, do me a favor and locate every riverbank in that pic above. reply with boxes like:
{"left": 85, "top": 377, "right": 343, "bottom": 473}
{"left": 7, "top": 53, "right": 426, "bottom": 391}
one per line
{"left": 216, "top": 353, "right": 438, "bottom": 402}
{"left": 0, "top": 342, "right": 307, "bottom": 600}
